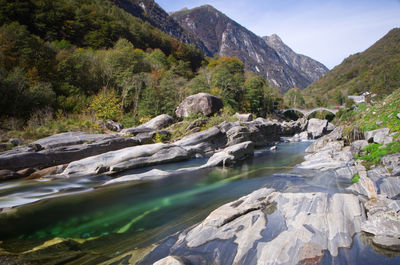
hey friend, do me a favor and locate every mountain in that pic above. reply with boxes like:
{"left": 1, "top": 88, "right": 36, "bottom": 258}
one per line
{"left": 171, "top": 5, "right": 328, "bottom": 92}
{"left": 304, "top": 28, "right": 400, "bottom": 105}
{"left": 110, "top": 0, "right": 210, "bottom": 54}
{"left": 263, "top": 34, "right": 328, "bottom": 84}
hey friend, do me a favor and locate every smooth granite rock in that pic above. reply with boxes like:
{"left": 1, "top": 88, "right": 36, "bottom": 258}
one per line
{"left": 365, "top": 128, "right": 392, "bottom": 144}
{"left": 306, "top": 118, "right": 328, "bottom": 139}
{"left": 120, "top": 115, "right": 174, "bottom": 136}
{"left": 234, "top": 113, "right": 253, "bottom": 122}
{"left": 150, "top": 189, "right": 364, "bottom": 265}
{"left": 153, "top": 256, "right": 185, "bottom": 265}
{"left": 205, "top": 141, "right": 254, "bottom": 167}
{"left": 62, "top": 143, "right": 169, "bottom": 176}
{"left": 382, "top": 153, "right": 400, "bottom": 176}
{"left": 350, "top": 140, "right": 369, "bottom": 155}
{"left": 280, "top": 118, "right": 308, "bottom": 136}
{"left": 361, "top": 196, "right": 400, "bottom": 250}
{"left": 0, "top": 134, "right": 139, "bottom": 171}
{"left": 175, "top": 126, "right": 227, "bottom": 154}
{"left": 175, "top": 93, "right": 223, "bottom": 118}
{"left": 101, "top": 120, "right": 124, "bottom": 132}
{"left": 305, "top": 126, "right": 344, "bottom": 153}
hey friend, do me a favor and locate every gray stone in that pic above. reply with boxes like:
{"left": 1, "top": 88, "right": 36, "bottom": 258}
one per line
{"left": 305, "top": 126, "right": 344, "bottom": 153}
{"left": 299, "top": 131, "right": 310, "bottom": 140}
{"left": 365, "top": 128, "right": 390, "bottom": 144}
{"left": 154, "top": 189, "right": 364, "bottom": 265}
{"left": 0, "top": 135, "right": 139, "bottom": 171}
{"left": 102, "top": 120, "right": 123, "bottom": 132}
{"left": 361, "top": 196, "right": 400, "bottom": 249}
{"left": 175, "top": 93, "right": 223, "bottom": 118}
{"left": 153, "top": 256, "right": 185, "bottom": 265}
{"left": 138, "top": 114, "right": 174, "bottom": 130}
{"left": 234, "top": 113, "right": 253, "bottom": 122}
{"left": 205, "top": 141, "right": 254, "bottom": 167}
{"left": 382, "top": 153, "right": 400, "bottom": 176}
{"left": 110, "top": 146, "right": 190, "bottom": 173}
{"left": 9, "top": 138, "right": 21, "bottom": 146}
{"left": 280, "top": 118, "right": 308, "bottom": 136}
{"left": 62, "top": 143, "right": 170, "bottom": 177}
{"left": 0, "top": 169, "right": 22, "bottom": 181}
{"left": 120, "top": 115, "right": 174, "bottom": 136}
{"left": 104, "top": 169, "right": 171, "bottom": 185}
{"left": 326, "top": 122, "right": 335, "bottom": 132}
{"left": 306, "top": 118, "right": 328, "bottom": 139}
{"left": 226, "top": 120, "right": 281, "bottom": 147}
{"left": 175, "top": 126, "right": 226, "bottom": 154}
{"left": 397, "top": 113, "right": 400, "bottom": 120}
{"left": 350, "top": 140, "right": 369, "bottom": 155}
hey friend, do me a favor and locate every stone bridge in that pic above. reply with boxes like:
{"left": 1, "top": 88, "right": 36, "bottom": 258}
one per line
{"left": 281, "top": 107, "right": 339, "bottom": 118}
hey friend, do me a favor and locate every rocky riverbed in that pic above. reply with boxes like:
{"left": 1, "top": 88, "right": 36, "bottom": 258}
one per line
{"left": 1, "top": 110, "right": 399, "bottom": 265}
{"left": 137, "top": 127, "right": 400, "bottom": 265}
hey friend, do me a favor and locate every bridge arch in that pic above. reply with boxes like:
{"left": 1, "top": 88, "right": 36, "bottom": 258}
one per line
{"left": 281, "top": 108, "right": 338, "bottom": 121}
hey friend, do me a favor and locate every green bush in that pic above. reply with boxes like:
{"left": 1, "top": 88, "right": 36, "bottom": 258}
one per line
{"left": 90, "top": 90, "right": 122, "bottom": 121}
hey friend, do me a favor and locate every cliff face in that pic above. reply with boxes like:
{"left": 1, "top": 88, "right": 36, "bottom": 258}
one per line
{"left": 110, "top": 0, "right": 210, "bottom": 54}
{"left": 171, "top": 5, "right": 328, "bottom": 92}
{"left": 263, "top": 34, "right": 329, "bottom": 84}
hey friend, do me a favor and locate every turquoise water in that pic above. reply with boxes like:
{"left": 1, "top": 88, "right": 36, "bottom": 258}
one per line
{"left": 1, "top": 141, "right": 397, "bottom": 264}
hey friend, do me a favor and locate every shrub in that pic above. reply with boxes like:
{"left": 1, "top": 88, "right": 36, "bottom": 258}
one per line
{"left": 352, "top": 173, "right": 360, "bottom": 183}
{"left": 90, "top": 89, "right": 122, "bottom": 121}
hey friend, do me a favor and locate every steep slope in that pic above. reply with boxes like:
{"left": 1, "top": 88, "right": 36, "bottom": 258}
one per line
{"left": 110, "top": 0, "right": 210, "bottom": 54}
{"left": 304, "top": 28, "right": 400, "bottom": 104}
{"left": 263, "top": 34, "right": 328, "bottom": 83}
{"left": 171, "top": 5, "right": 327, "bottom": 92}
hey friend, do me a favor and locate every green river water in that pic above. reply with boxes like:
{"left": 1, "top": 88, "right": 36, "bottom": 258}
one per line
{"left": 0, "top": 141, "right": 399, "bottom": 264}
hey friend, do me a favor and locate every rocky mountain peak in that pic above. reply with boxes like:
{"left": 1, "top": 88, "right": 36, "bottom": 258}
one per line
{"left": 172, "top": 5, "right": 328, "bottom": 92}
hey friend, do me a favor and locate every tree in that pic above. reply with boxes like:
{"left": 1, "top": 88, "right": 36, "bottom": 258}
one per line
{"left": 283, "top": 88, "right": 305, "bottom": 108}
{"left": 244, "top": 74, "right": 265, "bottom": 114}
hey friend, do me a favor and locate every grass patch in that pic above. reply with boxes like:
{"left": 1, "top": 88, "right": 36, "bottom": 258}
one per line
{"left": 352, "top": 173, "right": 360, "bottom": 183}
{"left": 360, "top": 142, "right": 400, "bottom": 168}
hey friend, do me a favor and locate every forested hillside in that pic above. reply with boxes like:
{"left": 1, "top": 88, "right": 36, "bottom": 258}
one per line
{"left": 0, "top": 0, "right": 281, "bottom": 141}
{"left": 303, "top": 28, "right": 400, "bottom": 106}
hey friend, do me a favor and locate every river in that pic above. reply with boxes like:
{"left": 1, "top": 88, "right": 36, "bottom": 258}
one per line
{"left": 0, "top": 141, "right": 399, "bottom": 264}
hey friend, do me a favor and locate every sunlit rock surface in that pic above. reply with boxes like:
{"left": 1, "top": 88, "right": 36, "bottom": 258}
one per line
{"left": 146, "top": 188, "right": 364, "bottom": 265}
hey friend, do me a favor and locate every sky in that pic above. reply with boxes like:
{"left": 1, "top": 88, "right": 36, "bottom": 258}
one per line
{"left": 156, "top": 0, "right": 400, "bottom": 69}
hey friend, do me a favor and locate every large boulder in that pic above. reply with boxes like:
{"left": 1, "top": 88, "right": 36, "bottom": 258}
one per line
{"left": 62, "top": 143, "right": 188, "bottom": 177}
{"left": 175, "top": 93, "right": 223, "bottom": 118}
{"left": 205, "top": 141, "right": 254, "bottom": 167}
{"left": 101, "top": 120, "right": 123, "bottom": 132}
{"left": 306, "top": 118, "right": 329, "bottom": 139}
{"left": 365, "top": 128, "right": 393, "bottom": 145}
{"left": 120, "top": 114, "right": 174, "bottom": 136}
{"left": 175, "top": 126, "right": 227, "bottom": 154}
{"left": 234, "top": 113, "right": 253, "bottom": 122}
{"left": 226, "top": 120, "right": 281, "bottom": 147}
{"left": 280, "top": 118, "right": 308, "bottom": 136}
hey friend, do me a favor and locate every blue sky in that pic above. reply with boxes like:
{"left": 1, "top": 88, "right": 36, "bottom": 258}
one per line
{"left": 156, "top": 0, "right": 400, "bottom": 69}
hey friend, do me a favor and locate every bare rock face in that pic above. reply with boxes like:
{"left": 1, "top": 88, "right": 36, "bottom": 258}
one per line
{"left": 148, "top": 188, "right": 364, "bottom": 265}
{"left": 171, "top": 6, "right": 328, "bottom": 92}
{"left": 365, "top": 128, "right": 393, "bottom": 145}
{"left": 175, "top": 93, "right": 223, "bottom": 118}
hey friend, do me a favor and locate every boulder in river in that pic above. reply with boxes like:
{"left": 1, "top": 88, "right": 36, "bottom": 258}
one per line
{"left": 205, "top": 141, "right": 254, "bottom": 167}
{"left": 101, "top": 120, "right": 124, "bottom": 132}
{"left": 175, "top": 93, "right": 223, "bottom": 118}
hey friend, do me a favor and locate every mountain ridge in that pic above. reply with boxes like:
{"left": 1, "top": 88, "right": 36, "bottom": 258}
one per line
{"left": 171, "top": 5, "right": 328, "bottom": 92}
